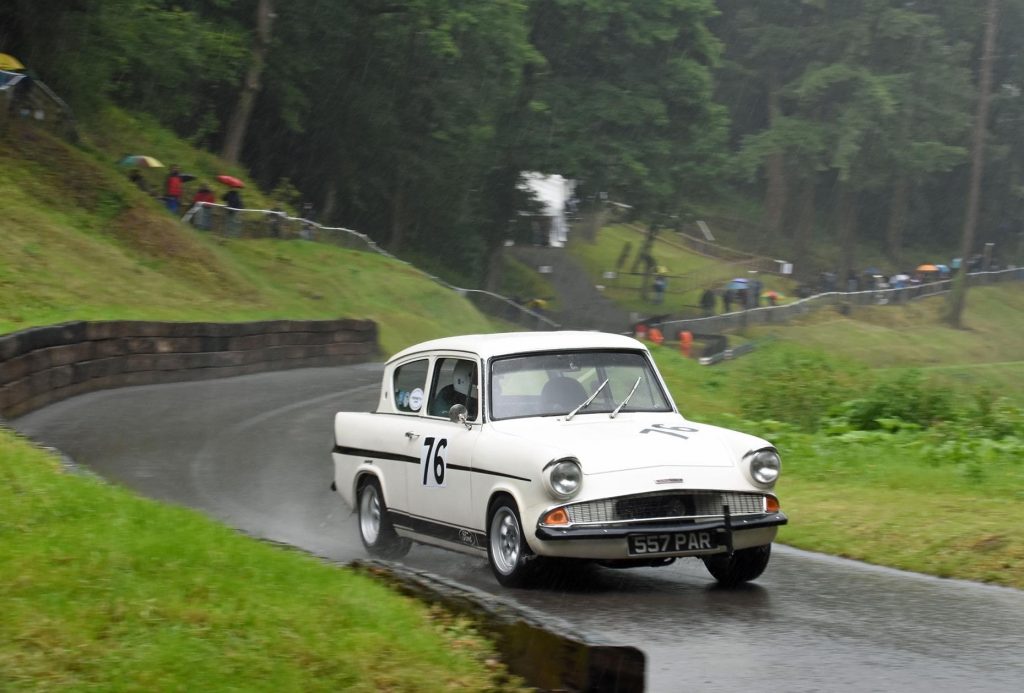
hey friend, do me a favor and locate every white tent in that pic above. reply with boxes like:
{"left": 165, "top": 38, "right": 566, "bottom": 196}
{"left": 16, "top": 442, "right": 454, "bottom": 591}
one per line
{"left": 518, "top": 172, "right": 576, "bottom": 247}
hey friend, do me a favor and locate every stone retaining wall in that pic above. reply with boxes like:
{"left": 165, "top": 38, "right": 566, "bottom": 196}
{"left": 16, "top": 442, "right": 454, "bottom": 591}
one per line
{"left": 0, "top": 318, "right": 378, "bottom": 418}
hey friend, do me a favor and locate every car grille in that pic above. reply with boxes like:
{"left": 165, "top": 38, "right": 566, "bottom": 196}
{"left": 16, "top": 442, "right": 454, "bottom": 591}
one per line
{"left": 563, "top": 491, "right": 766, "bottom": 526}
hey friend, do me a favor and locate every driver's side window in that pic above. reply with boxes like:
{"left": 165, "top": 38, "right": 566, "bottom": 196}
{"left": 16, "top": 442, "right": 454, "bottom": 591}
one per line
{"left": 428, "top": 358, "right": 479, "bottom": 420}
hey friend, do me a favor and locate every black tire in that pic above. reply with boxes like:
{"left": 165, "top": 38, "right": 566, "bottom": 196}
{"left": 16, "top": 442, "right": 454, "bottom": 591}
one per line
{"left": 487, "top": 497, "right": 538, "bottom": 587}
{"left": 357, "top": 477, "right": 410, "bottom": 559}
{"left": 703, "top": 544, "right": 772, "bottom": 586}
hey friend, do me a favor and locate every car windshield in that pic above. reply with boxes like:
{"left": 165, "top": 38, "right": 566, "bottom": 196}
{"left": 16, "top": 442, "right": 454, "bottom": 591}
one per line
{"left": 489, "top": 349, "right": 672, "bottom": 420}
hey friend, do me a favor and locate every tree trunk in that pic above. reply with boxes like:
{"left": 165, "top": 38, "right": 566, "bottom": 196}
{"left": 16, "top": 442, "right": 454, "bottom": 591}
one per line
{"left": 886, "top": 178, "right": 909, "bottom": 266}
{"left": 484, "top": 243, "right": 505, "bottom": 293}
{"left": 946, "top": 0, "right": 998, "bottom": 328}
{"left": 762, "top": 75, "right": 787, "bottom": 239}
{"left": 221, "top": 0, "right": 274, "bottom": 164}
{"left": 793, "top": 177, "right": 816, "bottom": 275}
{"left": 321, "top": 179, "right": 337, "bottom": 225}
{"left": 388, "top": 175, "right": 406, "bottom": 249}
{"left": 836, "top": 185, "right": 857, "bottom": 288}
{"left": 632, "top": 223, "right": 659, "bottom": 301}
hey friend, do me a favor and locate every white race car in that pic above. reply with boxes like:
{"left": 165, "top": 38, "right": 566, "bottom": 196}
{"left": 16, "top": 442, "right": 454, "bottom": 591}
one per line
{"left": 331, "top": 331, "right": 787, "bottom": 587}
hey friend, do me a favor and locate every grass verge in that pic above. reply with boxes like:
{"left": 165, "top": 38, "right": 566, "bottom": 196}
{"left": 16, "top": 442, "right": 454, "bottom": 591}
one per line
{"left": 650, "top": 344, "right": 1024, "bottom": 589}
{"left": 0, "top": 429, "right": 522, "bottom": 691}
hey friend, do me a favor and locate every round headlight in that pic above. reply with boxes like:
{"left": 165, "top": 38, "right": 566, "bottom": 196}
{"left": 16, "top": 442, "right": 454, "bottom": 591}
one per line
{"left": 548, "top": 459, "right": 582, "bottom": 499}
{"left": 750, "top": 449, "right": 781, "bottom": 486}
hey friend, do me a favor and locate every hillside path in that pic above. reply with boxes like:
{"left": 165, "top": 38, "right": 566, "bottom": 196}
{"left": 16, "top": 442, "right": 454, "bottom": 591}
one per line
{"left": 508, "top": 245, "right": 633, "bottom": 332}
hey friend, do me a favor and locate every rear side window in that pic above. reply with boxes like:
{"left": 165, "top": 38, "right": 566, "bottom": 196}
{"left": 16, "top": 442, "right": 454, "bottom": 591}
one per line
{"left": 392, "top": 359, "right": 428, "bottom": 413}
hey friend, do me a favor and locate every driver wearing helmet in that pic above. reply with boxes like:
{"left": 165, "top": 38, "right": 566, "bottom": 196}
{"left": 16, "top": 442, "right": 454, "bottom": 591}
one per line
{"left": 430, "top": 360, "right": 478, "bottom": 419}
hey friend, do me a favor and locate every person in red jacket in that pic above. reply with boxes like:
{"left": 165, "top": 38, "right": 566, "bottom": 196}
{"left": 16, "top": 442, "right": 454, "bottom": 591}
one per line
{"left": 191, "top": 183, "right": 215, "bottom": 230}
{"left": 164, "top": 165, "right": 183, "bottom": 213}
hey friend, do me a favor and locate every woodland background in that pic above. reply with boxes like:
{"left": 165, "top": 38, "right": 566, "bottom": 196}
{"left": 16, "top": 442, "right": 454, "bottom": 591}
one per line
{"left": 2, "top": 0, "right": 1021, "bottom": 292}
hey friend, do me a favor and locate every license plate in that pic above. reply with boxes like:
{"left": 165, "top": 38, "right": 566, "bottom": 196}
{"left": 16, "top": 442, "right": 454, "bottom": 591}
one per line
{"left": 627, "top": 530, "right": 718, "bottom": 556}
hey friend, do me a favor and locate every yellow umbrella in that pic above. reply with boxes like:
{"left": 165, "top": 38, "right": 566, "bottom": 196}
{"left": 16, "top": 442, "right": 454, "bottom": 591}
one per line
{"left": 916, "top": 263, "right": 939, "bottom": 273}
{"left": 118, "top": 155, "right": 165, "bottom": 168}
{"left": 0, "top": 53, "right": 25, "bottom": 71}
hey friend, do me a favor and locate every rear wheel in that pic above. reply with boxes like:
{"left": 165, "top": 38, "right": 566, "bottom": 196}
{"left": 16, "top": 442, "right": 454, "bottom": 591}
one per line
{"left": 357, "top": 477, "right": 410, "bottom": 559}
{"left": 487, "top": 497, "right": 538, "bottom": 587}
{"left": 703, "top": 544, "right": 771, "bottom": 586}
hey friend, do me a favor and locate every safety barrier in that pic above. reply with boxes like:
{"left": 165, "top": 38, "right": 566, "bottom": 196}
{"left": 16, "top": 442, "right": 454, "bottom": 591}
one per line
{"left": 181, "top": 203, "right": 560, "bottom": 331}
{"left": 0, "top": 318, "right": 378, "bottom": 419}
{"left": 653, "top": 267, "right": 1024, "bottom": 336}
{"left": 0, "top": 70, "right": 79, "bottom": 141}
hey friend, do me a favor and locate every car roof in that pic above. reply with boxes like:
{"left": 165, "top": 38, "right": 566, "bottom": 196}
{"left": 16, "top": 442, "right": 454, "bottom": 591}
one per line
{"left": 387, "top": 331, "right": 648, "bottom": 363}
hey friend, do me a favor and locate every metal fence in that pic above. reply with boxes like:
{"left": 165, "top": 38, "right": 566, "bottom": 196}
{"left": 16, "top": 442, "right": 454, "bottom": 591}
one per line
{"left": 624, "top": 222, "right": 786, "bottom": 274}
{"left": 181, "top": 203, "right": 560, "bottom": 330}
{"left": 653, "top": 267, "right": 1024, "bottom": 336}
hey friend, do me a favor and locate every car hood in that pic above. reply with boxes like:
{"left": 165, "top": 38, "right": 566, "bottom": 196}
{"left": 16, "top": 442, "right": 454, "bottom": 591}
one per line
{"left": 487, "top": 412, "right": 770, "bottom": 475}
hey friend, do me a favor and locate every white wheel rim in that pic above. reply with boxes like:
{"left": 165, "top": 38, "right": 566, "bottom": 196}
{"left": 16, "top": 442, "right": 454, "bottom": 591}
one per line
{"left": 491, "top": 507, "right": 521, "bottom": 575}
{"left": 359, "top": 485, "right": 381, "bottom": 544}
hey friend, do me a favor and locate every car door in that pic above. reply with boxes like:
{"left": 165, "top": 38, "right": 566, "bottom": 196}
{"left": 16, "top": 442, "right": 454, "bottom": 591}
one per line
{"left": 404, "top": 356, "right": 481, "bottom": 540}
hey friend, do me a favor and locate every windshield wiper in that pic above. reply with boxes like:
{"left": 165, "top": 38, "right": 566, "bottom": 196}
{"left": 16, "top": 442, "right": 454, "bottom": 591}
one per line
{"left": 566, "top": 378, "right": 609, "bottom": 421}
{"left": 610, "top": 376, "right": 642, "bottom": 418}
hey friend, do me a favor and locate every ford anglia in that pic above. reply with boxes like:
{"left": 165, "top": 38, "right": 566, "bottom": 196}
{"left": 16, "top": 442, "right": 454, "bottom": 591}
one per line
{"left": 331, "top": 331, "right": 787, "bottom": 587}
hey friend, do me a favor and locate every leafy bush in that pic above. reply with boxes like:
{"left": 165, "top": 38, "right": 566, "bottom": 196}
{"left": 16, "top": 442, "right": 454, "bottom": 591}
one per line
{"left": 736, "top": 345, "right": 858, "bottom": 431}
{"left": 825, "top": 370, "right": 954, "bottom": 431}
{"left": 968, "top": 391, "right": 1024, "bottom": 439}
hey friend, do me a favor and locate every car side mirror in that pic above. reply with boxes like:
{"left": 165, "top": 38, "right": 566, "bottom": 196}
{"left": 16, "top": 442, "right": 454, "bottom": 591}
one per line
{"left": 448, "top": 403, "right": 470, "bottom": 428}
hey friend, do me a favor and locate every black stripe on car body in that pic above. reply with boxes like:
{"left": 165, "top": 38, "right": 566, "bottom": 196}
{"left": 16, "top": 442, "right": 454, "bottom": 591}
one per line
{"left": 332, "top": 445, "right": 531, "bottom": 482}
{"left": 389, "top": 511, "right": 487, "bottom": 550}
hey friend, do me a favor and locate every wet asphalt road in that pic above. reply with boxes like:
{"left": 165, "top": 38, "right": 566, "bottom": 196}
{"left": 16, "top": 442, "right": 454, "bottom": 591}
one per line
{"left": 13, "top": 365, "right": 1024, "bottom": 693}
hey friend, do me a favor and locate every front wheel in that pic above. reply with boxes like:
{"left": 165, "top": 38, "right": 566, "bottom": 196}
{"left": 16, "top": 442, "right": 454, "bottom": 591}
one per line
{"left": 487, "top": 498, "right": 538, "bottom": 587}
{"left": 357, "top": 477, "right": 410, "bottom": 559}
{"left": 702, "top": 544, "right": 771, "bottom": 586}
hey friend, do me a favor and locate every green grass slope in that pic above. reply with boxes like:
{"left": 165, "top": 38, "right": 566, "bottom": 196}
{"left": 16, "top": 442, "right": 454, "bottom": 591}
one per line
{"left": 0, "top": 116, "right": 495, "bottom": 355}
{"left": 571, "top": 222, "right": 1024, "bottom": 401}
{"left": 569, "top": 223, "right": 796, "bottom": 314}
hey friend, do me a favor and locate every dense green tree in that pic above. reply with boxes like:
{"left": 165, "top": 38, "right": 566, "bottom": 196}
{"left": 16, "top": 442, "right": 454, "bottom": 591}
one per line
{"left": 721, "top": 0, "right": 975, "bottom": 278}
{"left": 0, "top": 0, "right": 246, "bottom": 125}
{"left": 474, "top": 0, "right": 727, "bottom": 289}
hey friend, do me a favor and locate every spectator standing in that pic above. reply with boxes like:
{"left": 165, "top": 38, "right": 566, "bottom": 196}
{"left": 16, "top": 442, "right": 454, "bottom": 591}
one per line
{"left": 191, "top": 184, "right": 215, "bottom": 230}
{"left": 223, "top": 188, "right": 243, "bottom": 237}
{"left": 723, "top": 289, "right": 733, "bottom": 313}
{"left": 700, "top": 288, "right": 715, "bottom": 316}
{"left": 164, "top": 165, "right": 183, "bottom": 214}
{"left": 652, "top": 274, "right": 667, "bottom": 305}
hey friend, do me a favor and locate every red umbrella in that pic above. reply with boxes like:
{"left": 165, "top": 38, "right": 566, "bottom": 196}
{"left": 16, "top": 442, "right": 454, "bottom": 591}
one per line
{"left": 216, "top": 174, "right": 245, "bottom": 188}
